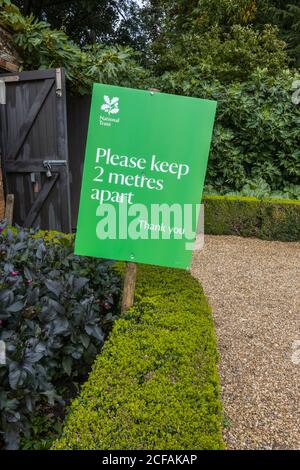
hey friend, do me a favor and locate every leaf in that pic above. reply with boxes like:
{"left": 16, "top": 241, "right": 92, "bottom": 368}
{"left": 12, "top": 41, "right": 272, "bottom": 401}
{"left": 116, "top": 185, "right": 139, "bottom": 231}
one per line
{"left": 74, "top": 277, "right": 89, "bottom": 293}
{"left": 110, "top": 107, "right": 119, "bottom": 114}
{"left": 7, "top": 301, "right": 24, "bottom": 313}
{"left": 85, "top": 325, "right": 104, "bottom": 343}
{"left": 52, "top": 317, "right": 69, "bottom": 335}
{"left": 9, "top": 367, "right": 26, "bottom": 390}
{"left": 1, "top": 398, "right": 19, "bottom": 412}
{"left": 62, "top": 356, "right": 72, "bottom": 376}
{"left": 45, "top": 279, "right": 62, "bottom": 298}
{"left": 25, "top": 395, "right": 33, "bottom": 413}
{"left": 6, "top": 411, "right": 21, "bottom": 423}
{"left": 0, "top": 289, "right": 13, "bottom": 304}
{"left": 103, "top": 95, "right": 110, "bottom": 104}
{"left": 26, "top": 287, "right": 40, "bottom": 305}
{"left": 39, "top": 306, "right": 57, "bottom": 322}
{"left": 25, "top": 352, "right": 44, "bottom": 364}
{"left": 48, "top": 298, "right": 65, "bottom": 315}
{"left": 41, "top": 389, "right": 62, "bottom": 406}
{"left": 110, "top": 97, "right": 119, "bottom": 105}
{"left": 0, "top": 313, "right": 12, "bottom": 320}
{"left": 25, "top": 342, "right": 46, "bottom": 363}
{"left": 36, "top": 243, "right": 46, "bottom": 260}
{"left": 4, "top": 429, "right": 20, "bottom": 450}
{"left": 79, "top": 333, "right": 90, "bottom": 349}
{"left": 23, "top": 266, "right": 32, "bottom": 281}
{"left": 14, "top": 242, "right": 26, "bottom": 251}
{"left": 71, "top": 349, "right": 82, "bottom": 360}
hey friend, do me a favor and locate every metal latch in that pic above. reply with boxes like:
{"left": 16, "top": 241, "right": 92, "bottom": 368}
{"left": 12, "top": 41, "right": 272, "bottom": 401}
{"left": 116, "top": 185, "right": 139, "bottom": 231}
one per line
{"left": 43, "top": 160, "right": 67, "bottom": 178}
{"left": 43, "top": 162, "right": 52, "bottom": 178}
{"left": 0, "top": 76, "right": 20, "bottom": 104}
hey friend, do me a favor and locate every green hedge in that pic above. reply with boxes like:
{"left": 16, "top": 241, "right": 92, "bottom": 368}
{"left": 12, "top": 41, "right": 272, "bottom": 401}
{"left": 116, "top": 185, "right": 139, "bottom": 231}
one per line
{"left": 53, "top": 265, "right": 224, "bottom": 450}
{"left": 203, "top": 196, "right": 300, "bottom": 241}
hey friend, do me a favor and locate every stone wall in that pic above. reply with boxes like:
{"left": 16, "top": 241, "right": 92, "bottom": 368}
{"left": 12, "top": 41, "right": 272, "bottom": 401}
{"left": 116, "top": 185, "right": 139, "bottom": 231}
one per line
{"left": 0, "top": 25, "right": 20, "bottom": 72}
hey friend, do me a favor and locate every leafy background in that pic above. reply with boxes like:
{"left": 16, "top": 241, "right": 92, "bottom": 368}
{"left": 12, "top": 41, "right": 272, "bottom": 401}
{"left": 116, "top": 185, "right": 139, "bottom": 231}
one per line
{"left": 1, "top": 0, "right": 299, "bottom": 196}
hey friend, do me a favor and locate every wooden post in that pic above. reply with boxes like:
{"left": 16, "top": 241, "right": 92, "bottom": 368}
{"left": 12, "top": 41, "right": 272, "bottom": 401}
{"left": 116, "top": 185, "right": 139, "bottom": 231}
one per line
{"left": 5, "top": 193, "right": 14, "bottom": 225}
{"left": 121, "top": 262, "right": 137, "bottom": 314}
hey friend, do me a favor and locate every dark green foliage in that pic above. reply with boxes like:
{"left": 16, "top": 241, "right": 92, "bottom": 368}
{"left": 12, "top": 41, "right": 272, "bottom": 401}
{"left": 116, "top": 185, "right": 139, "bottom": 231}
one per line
{"left": 12, "top": 0, "right": 135, "bottom": 46}
{"left": 256, "top": 1, "right": 300, "bottom": 66}
{"left": 0, "top": 223, "right": 121, "bottom": 449}
{"left": 161, "top": 70, "right": 300, "bottom": 192}
{"left": 0, "top": 1, "right": 149, "bottom": 94}
{"left": 52, "top": 265, "right": 224, "bottom": 450}
{"left": 205, "top": 177, "right": 300, "bottom": 200}
{"left": 153, "top": 24, "right": 288, "bottom": 82}
{"left": 203, "top": 195, "right": 300, "bottom": 241}
{"left": 20, "top": 412, "right": 64, "bottom": 450}
{"left": 1, "top": 1, "right": 299, "bottom": 193}
{"left": 154, "top": 0, "right": 258, "bottom": 33}
{"left": 144, "top": 1, "right": 300, "bottom": 73}
{"left": 147, "top": 0, "right": 289, "bottom": 81}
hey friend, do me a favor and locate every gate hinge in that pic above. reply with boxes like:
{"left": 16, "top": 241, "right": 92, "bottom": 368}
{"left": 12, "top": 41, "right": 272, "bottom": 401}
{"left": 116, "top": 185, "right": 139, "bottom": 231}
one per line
{"left": 0, "top": 80, "right": 5, "bottom": 105}
{"left": 0, "top": 75, "right": 19, "bottom": 82}
{"left": 0, "top": 76, "right": 19, "bottom": 104}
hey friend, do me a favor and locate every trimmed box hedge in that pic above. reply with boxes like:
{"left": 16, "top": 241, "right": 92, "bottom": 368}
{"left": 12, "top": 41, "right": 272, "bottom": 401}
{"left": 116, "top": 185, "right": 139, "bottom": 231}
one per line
{"left": 53, "top": 265, "right": 224, "bottom": 450}
{"left": 203, "top": 196, "right": 300, "bottom": 241}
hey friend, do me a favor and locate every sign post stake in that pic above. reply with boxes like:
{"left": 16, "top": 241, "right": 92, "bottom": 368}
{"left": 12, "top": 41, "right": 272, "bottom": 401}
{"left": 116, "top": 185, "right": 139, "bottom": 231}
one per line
{"left": 121, "top": 262, "right": 137, "bottom": 315}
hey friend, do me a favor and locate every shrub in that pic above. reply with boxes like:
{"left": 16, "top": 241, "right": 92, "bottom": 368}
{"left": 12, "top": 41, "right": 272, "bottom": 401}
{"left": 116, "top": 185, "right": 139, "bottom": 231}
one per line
{"left": 0, "top": 223, "right": 121, "bottom": 449}
{"left": 205, "top": 178, "right": 300, "bottom": 200}
{"left": 203, "top": 195, "right": 300, "bottom": 241}
{"left": 155, "top": 25, "right": 288, "bottom": 83}
{"left": 160, "top": 69, "right": 300, "bottom": 192}
{"left": 0, "top": 1, "right": 149, "bottom": 94}
{"left": 53, "top": 265, "right": 224, "bottom": 450}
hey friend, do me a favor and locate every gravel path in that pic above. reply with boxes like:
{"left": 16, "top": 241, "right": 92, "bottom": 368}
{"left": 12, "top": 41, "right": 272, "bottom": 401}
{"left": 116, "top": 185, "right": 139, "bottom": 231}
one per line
{"left": 191, "top": 235, "right": 300, "bottom": 450}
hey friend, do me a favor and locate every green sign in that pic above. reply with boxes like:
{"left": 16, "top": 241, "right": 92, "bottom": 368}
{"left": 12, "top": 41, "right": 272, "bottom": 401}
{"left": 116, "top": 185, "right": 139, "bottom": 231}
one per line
{"left": 75, "top": 84, "right": 216, "bottom": 269}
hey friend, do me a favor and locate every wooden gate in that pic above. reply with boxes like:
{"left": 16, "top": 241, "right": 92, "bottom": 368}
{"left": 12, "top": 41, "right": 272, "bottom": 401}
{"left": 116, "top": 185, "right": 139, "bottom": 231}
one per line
{"left": 67, "top": 93, "right": 91, "bottom": 229}
{"left": 0, "top": 68, "right": 71, "bottom": 232}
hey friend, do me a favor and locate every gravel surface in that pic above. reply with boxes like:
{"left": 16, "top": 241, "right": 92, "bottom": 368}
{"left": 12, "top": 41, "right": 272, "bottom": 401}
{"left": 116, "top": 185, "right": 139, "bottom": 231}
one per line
{"left": 191, "top": 235, "right": 300, "bottom": 450}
